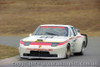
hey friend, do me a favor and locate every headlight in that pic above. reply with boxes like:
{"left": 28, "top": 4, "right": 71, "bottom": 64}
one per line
{"left": 51, "top": 43, "right": 59, "bottom": 47}
{"left": 24, "top": 42, "right": 31, "bottom": 46}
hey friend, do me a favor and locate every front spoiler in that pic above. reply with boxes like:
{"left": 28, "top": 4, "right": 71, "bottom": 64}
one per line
{"left": 20, "top": 56, "right": 63, "bottom": 59}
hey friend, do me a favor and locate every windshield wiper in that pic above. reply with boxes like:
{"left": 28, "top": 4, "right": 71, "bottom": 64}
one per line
{"left": 46, "top": 32, "right": 58, "bottom": 35}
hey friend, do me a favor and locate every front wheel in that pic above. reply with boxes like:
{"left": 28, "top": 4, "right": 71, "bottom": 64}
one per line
{"left": 65, "top": 45, "right": 71, "bottom": 59}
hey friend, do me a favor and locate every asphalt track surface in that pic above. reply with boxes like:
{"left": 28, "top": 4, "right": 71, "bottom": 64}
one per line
{"left": 0, "top": 37, "right": 100, "bottom": 67}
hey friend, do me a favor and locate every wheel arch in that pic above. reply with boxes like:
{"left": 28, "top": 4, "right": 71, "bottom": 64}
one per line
{"left": 81, "top": 34, "right": 88, "bottom": 48}
{"left": 67, "top": 43, "right": 70, "bottom": 47}
{"left": 74, "top": 36, "right": 85, "bottom": 53}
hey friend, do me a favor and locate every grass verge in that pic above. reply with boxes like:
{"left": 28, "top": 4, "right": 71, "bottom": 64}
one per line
{"left": 0, "top": 0, "right": 100, "bottom": 36}
{"left": 0, "top": 45, "right": 18, "bottom": 60}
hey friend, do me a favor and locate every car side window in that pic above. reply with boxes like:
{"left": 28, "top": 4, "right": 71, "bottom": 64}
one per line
{"left": 70, "top": 29, "right": 73, "bottom": 37}
{"left": 73, "top": 27, "right": 78, "bottom": 35}
{"left": 71, "top": 27, "right": 76, "bottom": 36}
{"left": 74, "top": 28, "right": 78, "bottom": 35}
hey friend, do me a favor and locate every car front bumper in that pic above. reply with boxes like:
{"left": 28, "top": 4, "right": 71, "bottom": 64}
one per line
{"left": 19, "top": 45, "right": 66, "bottom": 59}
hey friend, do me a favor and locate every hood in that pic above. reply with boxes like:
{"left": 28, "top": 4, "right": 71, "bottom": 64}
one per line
{"left": 22, "top": 35, "right": 69, "bottom": 43}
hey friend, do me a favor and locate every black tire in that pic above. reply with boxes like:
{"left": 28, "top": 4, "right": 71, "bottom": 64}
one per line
{"left": 19, "top": 56, "right": 25, "bottom": 59}
{"left": 65, "top": 45, "right": 71, "bottom": 59}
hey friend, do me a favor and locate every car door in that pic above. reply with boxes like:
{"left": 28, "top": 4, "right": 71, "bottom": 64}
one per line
{"left": 70, "top": 27, "right": 77, "bottom": 52}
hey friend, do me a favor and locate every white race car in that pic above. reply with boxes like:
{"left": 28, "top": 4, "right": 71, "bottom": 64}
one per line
{"left": 19, "top": 24, "right": 88, "bottom": 59}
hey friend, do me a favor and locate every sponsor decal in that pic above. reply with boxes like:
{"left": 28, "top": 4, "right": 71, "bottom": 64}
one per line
{"left": 39, "top": 45, "right": 41, "bottom": 48}
{"left": 36, "top": 39, "right": 44, "bottom": 42}
{"left": 26, "top": 48, "right": 53, "bottom": 51}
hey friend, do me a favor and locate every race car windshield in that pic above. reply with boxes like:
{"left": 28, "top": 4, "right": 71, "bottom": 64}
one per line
{"left": 34, "top": 26, "right": 68, "bottom": 36}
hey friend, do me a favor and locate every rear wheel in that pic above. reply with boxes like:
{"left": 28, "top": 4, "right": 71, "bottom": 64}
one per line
{"left": 77, "top": 42, "right": 85, "bottom": 55}
{"left": 65, "top": 45, "right": 71, "bottom": 59}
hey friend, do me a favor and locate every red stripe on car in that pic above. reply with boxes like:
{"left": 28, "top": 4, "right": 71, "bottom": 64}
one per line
{"left": 58, "top": 40, "right": 69, "bottom": 45}
{"left": 27, "top": 48, "right": 53, "bottom": 51}
{"left": 30, "top": 42, "right": 51, "bottom": 45}
{"left": 20, "top": 40, "right": 24, "bottom": 44}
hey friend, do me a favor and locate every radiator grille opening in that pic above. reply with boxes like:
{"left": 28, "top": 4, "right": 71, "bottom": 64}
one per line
{"left": 23, "top": 51, "right": 57, "bottom": 57}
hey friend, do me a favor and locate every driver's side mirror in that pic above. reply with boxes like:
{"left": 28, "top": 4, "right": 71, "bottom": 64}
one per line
{"left": 29, "top": 33, "right": 32, "bottom": 37}
{"left": 76, "top": 29, "right": 80, "bottom": 33}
